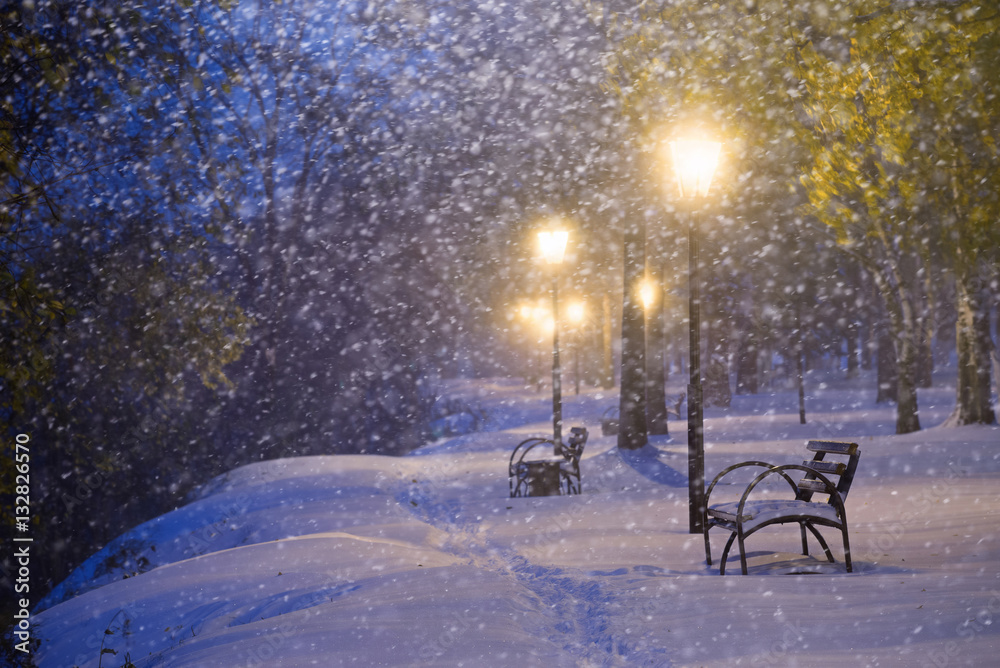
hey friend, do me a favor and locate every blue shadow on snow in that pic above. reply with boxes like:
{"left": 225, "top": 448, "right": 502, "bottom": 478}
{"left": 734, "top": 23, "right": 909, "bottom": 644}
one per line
{"left": 619, "top": 445, "right": 688, "bottom": 487}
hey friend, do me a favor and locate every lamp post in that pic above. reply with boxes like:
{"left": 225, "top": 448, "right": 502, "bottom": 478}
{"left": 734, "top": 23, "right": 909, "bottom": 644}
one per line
{"left": 670, "top": 137, "right": 721, "bottom": 534}
{"left": 538, "top": 229, "right": 569, "bottom": 449}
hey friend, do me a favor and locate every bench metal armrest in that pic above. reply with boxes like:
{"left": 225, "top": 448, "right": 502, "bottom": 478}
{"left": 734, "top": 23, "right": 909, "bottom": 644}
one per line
{"left": 560, "top": 428, "right": 588, "bottom": 460}
{"left": 705, "top": 461, "right": 798, "bottom": 507}
{"left": 509, "top": 438, "right": 555, "bottom": 473}
{"left": 735, "top": 464, "right": 847, "bottom": 532}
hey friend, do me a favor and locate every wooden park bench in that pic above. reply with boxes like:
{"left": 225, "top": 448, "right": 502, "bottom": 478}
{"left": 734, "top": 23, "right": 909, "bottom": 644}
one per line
{"left": 509, "top": 427, "right": 589, "bottom": 497}
{"left": 703, "top": 440, "right": 860, "bottom": 574}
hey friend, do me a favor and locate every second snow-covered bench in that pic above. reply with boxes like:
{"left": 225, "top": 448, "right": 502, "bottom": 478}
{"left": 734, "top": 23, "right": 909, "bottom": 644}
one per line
{"left": 509, "top": 427, "right": 588, "bottom": 497}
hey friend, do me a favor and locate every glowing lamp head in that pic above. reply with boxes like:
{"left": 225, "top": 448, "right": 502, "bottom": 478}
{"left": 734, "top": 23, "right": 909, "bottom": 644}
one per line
{"left": 670, "top": 138, "right": 721, "bottom": 199}
{"left": 537, "top": 229, "right": 569, "bottom": 265}
{"left": 639, "top": 279, "right": 656, "bottom": 310}
{"left": 566, "top": 300, "right": 586, "bottom": 324}
{"left": 534, "top": 307, "right": 554, "bottom": 335}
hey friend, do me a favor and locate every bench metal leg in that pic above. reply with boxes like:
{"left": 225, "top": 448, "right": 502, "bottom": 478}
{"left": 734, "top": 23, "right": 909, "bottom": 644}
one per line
{"left": 704, "top": 528, "right": 713, "bottom": 566}
{"left": 719, "top": 532, "right": 738, "bottom": 575}
{"left": 737, "top": 534, "right": 749, "bottom": 575}
{"left": 717, "top": 523, "right": 850, "bottom": 575}
{"left": 842, "top": 526, "right": 853, "bottom": 573}
{"left": 803, "top": 522, "right": 835, "bottom": 563}
{"left": 719, "top": 532, "right": 751, "bottom": 575}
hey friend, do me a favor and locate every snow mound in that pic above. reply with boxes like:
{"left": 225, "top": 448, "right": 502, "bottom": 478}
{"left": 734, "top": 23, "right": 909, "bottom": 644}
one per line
{"left": 32, "top": 383, "right": 1000, "bottom": 666}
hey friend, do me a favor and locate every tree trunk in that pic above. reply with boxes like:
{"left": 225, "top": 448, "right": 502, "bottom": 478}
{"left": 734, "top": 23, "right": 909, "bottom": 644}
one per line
{"left": 602, "top": 292, "right": 615, "bottom": 389}
{"left": 703, "top": 316, "right": 732, "bottom": 408}
{"left": 846, "top": 322, "right": 859, "bottom": 378}
{"left": 915, "top": 326, "right": 934, "bottom": 388}
{"left": 618, "top": 224, "right": 647, "bottom": 449}
{"left": 876, "top": 322, "right": 898, "bottom": 404}
{"left": 861, "top": 271, "right": 877, "bottom": 371}
{"left": 951, "top": 265, "right": 996, "bottom": 425}
{"left": 895, "top": 332, "right": 922, "bottom": 434}
{"left": 866, "top": 234, "right": 921, "bottom": 433}
{"left": 916, "top": 263, "right": 936, "bottom": 388}
{"left": 795, "top": 300, "right": 807, "bottom": 424}
{"left": 993, "top": 286, "right": 1000, "bottom": 411}
{"left": 646, "top": 254, "right": 669, "bottom": 435}
{"left": 736, "top": 311, "right": 759, "bottom": 394}
{"left": 861, "top": 320, "right": 874, "bottom": 370}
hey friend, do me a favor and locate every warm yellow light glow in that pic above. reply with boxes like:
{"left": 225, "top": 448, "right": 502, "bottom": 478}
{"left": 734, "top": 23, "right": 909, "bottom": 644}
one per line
{"left": 566, "top": 300, "right": 586, "bottom": 324}
{"left": 527, "top": 305, "right": 553, "bottom": 335}
{"left": 639, "top": 279, "right": 657, "bottom": 310}
{"left": 537, "top": 229, "right": 569, "bottom": 265}
{"left": 670, "top": 138, "right": 722, "bottom": 199}
{"left": 516, "top": 302, "right": 554, "bottom": 334}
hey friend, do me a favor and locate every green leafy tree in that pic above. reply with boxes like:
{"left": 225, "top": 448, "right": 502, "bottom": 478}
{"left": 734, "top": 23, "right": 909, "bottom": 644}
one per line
{"left": 794, "top": 11, "right": 926, "bottom": 433}
{"left": 794, "top": 1, "right": 998, "bottom": 431}
{"left": 911, "top": 6, "right": 999, "bottom": 425}
{"left": 2, "top": 0, "right": 251, "bottom": 607}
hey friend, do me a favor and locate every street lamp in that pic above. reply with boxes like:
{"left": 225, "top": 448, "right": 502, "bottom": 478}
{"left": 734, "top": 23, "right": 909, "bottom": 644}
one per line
{"left": 670, "top": 136, "right": 721, "bottom": 534}
{"left": 538, "top": 229, "right": 569, "bottom": 448}
{"left": 639, "top": 279, "right": 657, "bottom": 312}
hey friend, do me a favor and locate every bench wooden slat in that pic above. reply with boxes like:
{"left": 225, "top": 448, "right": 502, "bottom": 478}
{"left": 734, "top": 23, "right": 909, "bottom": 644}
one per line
{"left": 797, "top": 479, "right": 832, "bottom": 494}
{"left": 802, "top": 460, "right": 846, "bottom": 475}
{"left": 807, "top": 440, "right": 858, "bottom": 455}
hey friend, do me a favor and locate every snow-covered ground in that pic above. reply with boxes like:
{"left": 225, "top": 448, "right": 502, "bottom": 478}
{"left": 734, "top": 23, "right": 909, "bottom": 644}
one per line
{"left": 32, "top": 372, "right": 1000, "bottom": 667}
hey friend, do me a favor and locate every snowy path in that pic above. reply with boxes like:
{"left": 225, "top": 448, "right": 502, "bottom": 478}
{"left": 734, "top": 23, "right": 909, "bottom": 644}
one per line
{"left": 29, "top": 377, "right": 1000, "bottom": 666}
{"left": 395, "top": 464, "right": 633, "bottom": 665}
